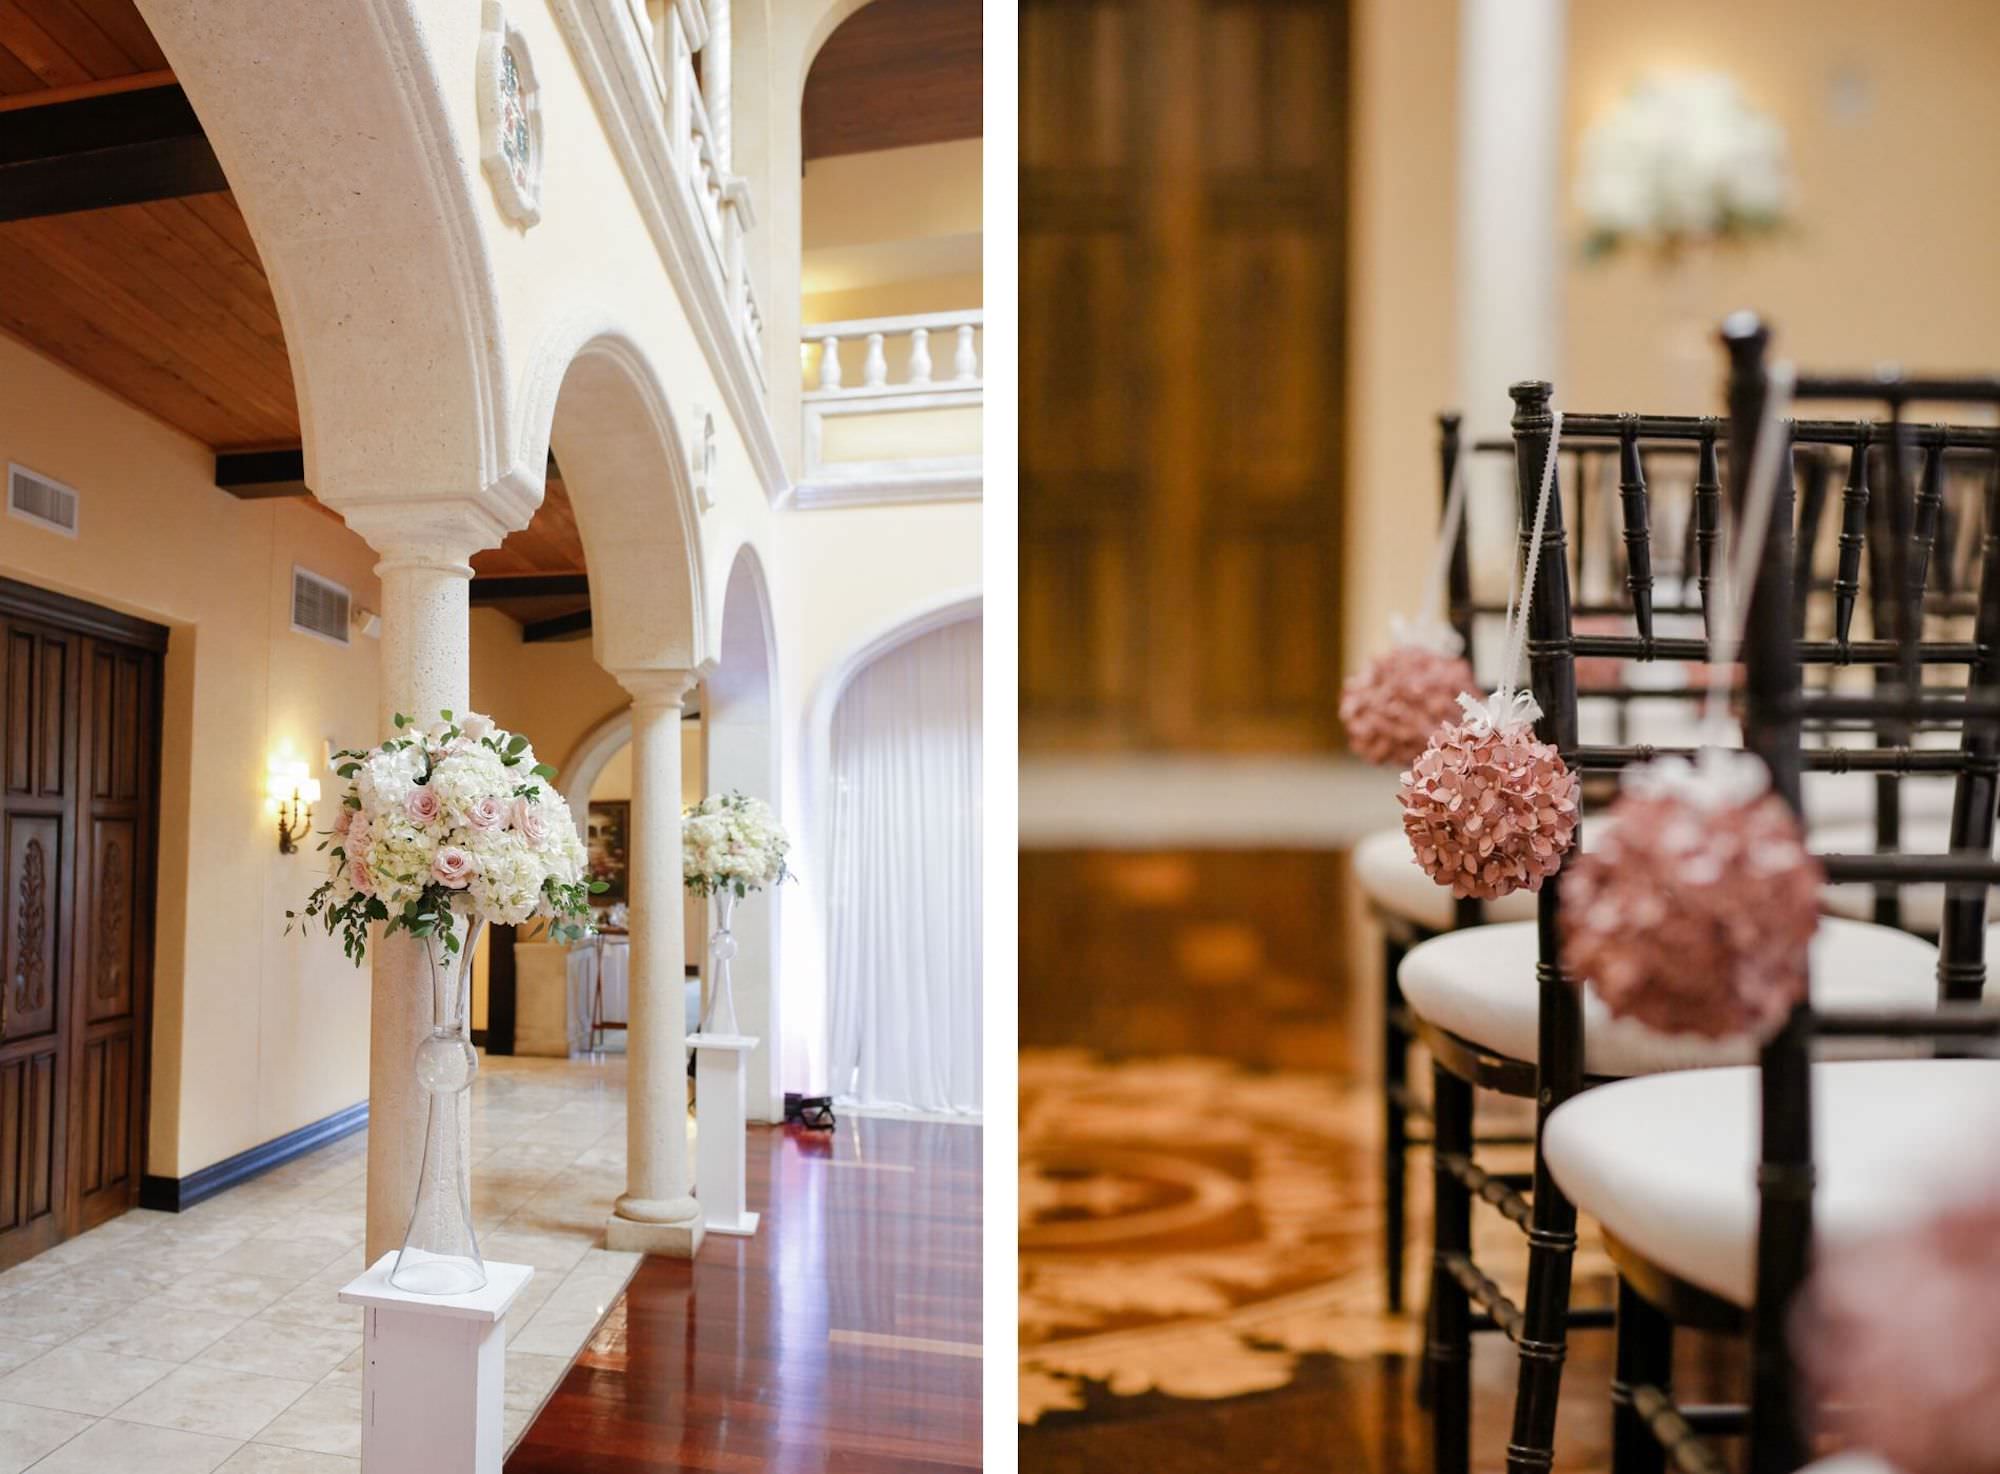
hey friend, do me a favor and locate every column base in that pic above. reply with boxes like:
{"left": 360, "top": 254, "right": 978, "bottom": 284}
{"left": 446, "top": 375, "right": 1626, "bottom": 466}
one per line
{"left": 605, "top": 1213, "right": 705, "bottom": 1257}
{"left": 606, "top": 1193, "right": 705, "bottom": 1258}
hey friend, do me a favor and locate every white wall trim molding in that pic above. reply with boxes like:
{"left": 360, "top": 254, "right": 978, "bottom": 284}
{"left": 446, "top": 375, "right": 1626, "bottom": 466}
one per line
{"left": 791, "top": 472, "right": 982, "bottom": 509}
{"left": 550, "top": 0, "right": 789, "bottom": 499}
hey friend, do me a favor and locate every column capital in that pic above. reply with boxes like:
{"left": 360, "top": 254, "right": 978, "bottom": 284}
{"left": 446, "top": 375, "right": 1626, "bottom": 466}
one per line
{"left": 335, "top": 497, "right": 523, "bottom": 575}
{"left": 618, "top": 668, "right": 702, "bottom": 709}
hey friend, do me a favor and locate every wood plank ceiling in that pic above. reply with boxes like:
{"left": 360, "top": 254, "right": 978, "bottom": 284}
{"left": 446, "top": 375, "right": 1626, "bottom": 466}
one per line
{"left": 0, "top": 0, "right": 584, "bottom": 582}
{"left": 802, "top": 0, "right": 982, "bottom": 160}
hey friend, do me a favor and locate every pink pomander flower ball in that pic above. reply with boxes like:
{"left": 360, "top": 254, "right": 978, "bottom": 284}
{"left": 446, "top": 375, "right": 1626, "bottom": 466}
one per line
{"left": 1561, "top": 767, "right": 1820, "bottom": 1039}
{"left": 1400, "top": 711, "right": 1580, "bottom": 900}
{"left": 1340, "top": 645, "right": 1477, "bottom": 768}
{"left": 1793, "top": 1197, "right": 2000, "bottom": 1474}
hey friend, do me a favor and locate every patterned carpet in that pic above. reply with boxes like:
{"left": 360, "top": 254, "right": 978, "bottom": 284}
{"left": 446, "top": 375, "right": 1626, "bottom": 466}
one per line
{"left": 1015, "top": 849, "right": 1719, "bottom": 1473}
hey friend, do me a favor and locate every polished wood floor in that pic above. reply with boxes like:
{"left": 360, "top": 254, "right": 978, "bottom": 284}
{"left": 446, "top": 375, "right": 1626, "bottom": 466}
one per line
{"left": 509, "top": 1116, "right": 981, "bottom": 1474}
{"left": 1019, "top": 848, "right": 1748, "bottom": 1474}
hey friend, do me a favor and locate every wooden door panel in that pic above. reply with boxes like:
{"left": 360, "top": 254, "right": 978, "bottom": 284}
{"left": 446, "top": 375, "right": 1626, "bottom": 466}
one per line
{"left": 1021, "top": 0, "right": 1348, "bottom": 750}
{"left": 0, "top": 1047, "right": 57, "bottom": 1241}
{"left": 85, "top": 819, "right": 135, "bottom": 1023}
{"left": 0, "top": 587, "right": 161, "bottom": 1267}
{"left": 3, "top": 816, "right": 60, "bottom": 1043}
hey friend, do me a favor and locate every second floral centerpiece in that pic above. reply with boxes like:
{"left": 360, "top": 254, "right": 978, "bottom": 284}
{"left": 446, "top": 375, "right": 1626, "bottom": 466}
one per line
{"left": 682, "top": 791, "right": 793, "bottom": 1036}
{"left": 290, "top": 709, "right": 600, "bottom": 1295}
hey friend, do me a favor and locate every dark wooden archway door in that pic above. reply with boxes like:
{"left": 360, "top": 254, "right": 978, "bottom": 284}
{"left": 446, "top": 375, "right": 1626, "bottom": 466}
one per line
{"left": 1021, "top": 0, "right": 1350, "bottom": 751}
{"left": 0, "top": 578, "right": 164, "bottom": 1271}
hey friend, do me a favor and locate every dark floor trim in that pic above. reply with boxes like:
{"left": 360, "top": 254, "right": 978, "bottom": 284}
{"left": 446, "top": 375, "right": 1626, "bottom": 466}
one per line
{"left": 140, "top": 1100, "right": 368, "bottom": 1213}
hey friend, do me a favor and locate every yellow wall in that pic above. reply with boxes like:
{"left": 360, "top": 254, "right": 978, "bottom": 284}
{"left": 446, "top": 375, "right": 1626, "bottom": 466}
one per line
{"left": 1341, "top": 0, "right": 2000, "bottom": 668}
{"left": 1343, "top": 0, "right": 1458, "bottom": 669}
{"left": 804, "top": 273, "right": 983, "bottom": 324}
{"left": 1564, "top": 0, "right": 2000, "bottom": 412}
{"left": 801, "top": 139, "right": 982, "bottom": 303}
{"left": 0, "top": 331, "right": 382, "bottom": 1178}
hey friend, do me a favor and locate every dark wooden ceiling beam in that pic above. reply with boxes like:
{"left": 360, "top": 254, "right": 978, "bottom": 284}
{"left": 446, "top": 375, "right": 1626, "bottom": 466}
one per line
{"left": 214, "top": 447, "right": 307, "bottom": 498}
{"left": 470, "top": 574, "right": 591, "bottom": 604}
{"left": 0, "top": 80, "right": 228, "bottom": 223}
{"left": 215, "top": 449, "right": 563, "bottom": 502}
{"left": 522, "top": 609, "right": 593, "bottom": 643}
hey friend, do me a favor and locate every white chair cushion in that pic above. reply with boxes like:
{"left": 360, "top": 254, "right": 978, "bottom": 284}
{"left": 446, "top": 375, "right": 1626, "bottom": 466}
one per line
{"left": 1813, "top": 817, "right": 1998, "bottom": 933}
{"left": 1399, "top": 917, "right": 1937, "bottom": 1078}
{"left": 1544, "top": 1059, "right": 2000, "bottom": 1306}
{"left": 1353, "top": 827, "right": 1538, "bottom": 931}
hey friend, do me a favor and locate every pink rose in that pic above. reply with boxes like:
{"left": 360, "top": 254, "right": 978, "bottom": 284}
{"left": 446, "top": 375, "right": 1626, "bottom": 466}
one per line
{"left": 430, "top": 847, "right": 475, "bottom": 889}
{"left": 406, "top": 788, "right": 442, "bottom": 824}
{"left": 346, "top": 815, "right": 373, "bottom": 856}
{"left": 511, "top": 799, "right": 549, "bottom": 846}
{"left": 334, "top": 806, "right": 354, "bottom": 836}
{"left": 347, "top": 857, "right": 374, "bottom": 896}
{"left": 460, "top": 713, "right": 495, "bottom": 741}
{"left": 465, "top": 795, "right": 506, "bottom": 831}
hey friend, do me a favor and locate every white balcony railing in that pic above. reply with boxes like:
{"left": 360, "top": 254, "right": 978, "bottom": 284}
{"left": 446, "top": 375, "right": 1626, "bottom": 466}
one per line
{"left": 797, "top": 311, "right": 982, "bottom": 507}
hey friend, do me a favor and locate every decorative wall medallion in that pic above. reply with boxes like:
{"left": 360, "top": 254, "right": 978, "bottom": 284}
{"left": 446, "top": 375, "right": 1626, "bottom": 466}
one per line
{"left": 13, "top": 838, "right": 46, "bottom": 1013}
{"left": 477, "top": 2, "right": 543, "bottom": 227}
{"left": 97, "top": 841, "right": 127, "bottom": 1001}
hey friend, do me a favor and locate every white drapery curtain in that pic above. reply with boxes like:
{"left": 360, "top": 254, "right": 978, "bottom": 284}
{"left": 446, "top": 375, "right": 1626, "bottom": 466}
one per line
{"left": 826, "top": 615, "right": 982, "bottom": 1115}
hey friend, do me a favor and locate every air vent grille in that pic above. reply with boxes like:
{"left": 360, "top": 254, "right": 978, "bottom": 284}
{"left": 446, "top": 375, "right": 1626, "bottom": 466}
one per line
{"left": 291, "top": 568, "right": 352, "bottom": 645}
{"left": 7, "top": 464, "right": 79, "bottom": 537}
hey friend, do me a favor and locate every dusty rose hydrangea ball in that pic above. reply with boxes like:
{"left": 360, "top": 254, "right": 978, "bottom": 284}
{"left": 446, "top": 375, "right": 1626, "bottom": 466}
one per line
{"left": 1340, "top": 645, "right": 1478, "bottom": 768}
{"left": 1399, "top": 721, "right": 1580, "bottom": 899}
{"left": 1794, "top": 1198, "right": 2000, "bottom": 1474}
{"left": 1561, "top": 789, "right": 1820, "bottom": 1038}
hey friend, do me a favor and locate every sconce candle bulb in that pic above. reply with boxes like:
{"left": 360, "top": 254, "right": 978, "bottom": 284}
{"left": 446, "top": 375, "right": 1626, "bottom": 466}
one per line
{"left": 266, "top": 758, "right": 320, "bottom": 854}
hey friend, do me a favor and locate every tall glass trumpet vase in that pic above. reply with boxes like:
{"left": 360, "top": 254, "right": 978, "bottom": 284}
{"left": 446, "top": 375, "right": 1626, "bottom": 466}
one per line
{"left": 701, "top": 892, "right": 740, "bottom": 1035}
{"left": 391, "top": 917, "right": 487, "bottom": 1296}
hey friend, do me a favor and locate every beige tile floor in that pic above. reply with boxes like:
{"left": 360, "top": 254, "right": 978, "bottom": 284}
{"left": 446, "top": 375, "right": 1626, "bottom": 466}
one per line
{"left": 0, "top": 1053, "right": 651, "bottom": 1474}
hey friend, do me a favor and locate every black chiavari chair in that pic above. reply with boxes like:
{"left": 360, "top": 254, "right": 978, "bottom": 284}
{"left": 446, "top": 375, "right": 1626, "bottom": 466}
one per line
{"left": 1365, "top": 418, "right": 1729, "bottom": 1315}
{"left": 1406, "top": 368, "right": 1980, "bottom": 1474}
{"left": 1539, "top": 313, "right": 2000, "bottom": 1474}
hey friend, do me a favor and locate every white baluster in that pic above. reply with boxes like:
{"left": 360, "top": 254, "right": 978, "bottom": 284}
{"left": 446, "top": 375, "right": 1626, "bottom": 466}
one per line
{"left": 818, "top": 337, "right": 842, "bottom": 390}
{"left": 953, "top": 323, "right": 978, "bottom": 382}
{"left": 907, "top": 328, "right": 932, "bottom": 385}
{"left": 863, "top": 333, "right": 887, "bottom": 388}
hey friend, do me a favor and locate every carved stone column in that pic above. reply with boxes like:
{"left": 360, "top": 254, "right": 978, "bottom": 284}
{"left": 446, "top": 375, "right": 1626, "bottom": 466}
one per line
{"left": 340, "top": 503, "right": 511, "bottom": 1263}
{"left": 606, "top": 668, "right": 705, "bottom": 1257}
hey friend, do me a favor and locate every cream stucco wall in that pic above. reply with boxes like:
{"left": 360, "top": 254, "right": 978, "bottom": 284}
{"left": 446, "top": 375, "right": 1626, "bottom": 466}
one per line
{"left": 0, "top": 331, "right": 382, "bottom": 1179}
{"left": 1563, "top": 0, "right": 2000, "bottom": 412}
{"left": 1342, "top": 0, "right": 2000, "bottom": 670}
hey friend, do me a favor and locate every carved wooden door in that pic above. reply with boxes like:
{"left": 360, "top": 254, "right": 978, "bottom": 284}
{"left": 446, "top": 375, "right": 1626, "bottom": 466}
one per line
{"left": 1021, "top": 0, "right": 1349, "bottom": 750}
{"left": 0, "top": 582, "right": 162, "bottom": 1270}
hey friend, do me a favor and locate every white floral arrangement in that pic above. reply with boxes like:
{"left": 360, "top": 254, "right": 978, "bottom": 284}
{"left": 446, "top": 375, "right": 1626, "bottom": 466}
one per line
{"left": 682, "top": 791, "right": 792, "bottom": 899}
{"left": 1577, "top": 70, "right": 1790, "bottom": 262}
{"left": 289, "top": 710, "right": 600, "bottom": 963}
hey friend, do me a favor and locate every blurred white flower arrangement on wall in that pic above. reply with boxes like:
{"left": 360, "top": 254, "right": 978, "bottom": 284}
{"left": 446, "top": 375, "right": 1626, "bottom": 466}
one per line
{"left": 1577, "top": 70, "right": 1792, "bottom": 263}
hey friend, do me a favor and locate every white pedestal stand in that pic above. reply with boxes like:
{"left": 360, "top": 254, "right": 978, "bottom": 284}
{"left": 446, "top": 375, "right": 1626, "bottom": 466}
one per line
{"left": 688, "top": 1032, "right": 759, "bottom": 1235}
{"left": 339, "top": 1254, "right": 535, "bottom": 1473}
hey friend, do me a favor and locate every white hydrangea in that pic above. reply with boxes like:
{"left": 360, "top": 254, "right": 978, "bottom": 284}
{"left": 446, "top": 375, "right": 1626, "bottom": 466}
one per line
{"left": 681, "top": 792, "right": 791, "bottom": 896}
{"left": 1577, "top": 70, "right": 1790, "bottom": 259}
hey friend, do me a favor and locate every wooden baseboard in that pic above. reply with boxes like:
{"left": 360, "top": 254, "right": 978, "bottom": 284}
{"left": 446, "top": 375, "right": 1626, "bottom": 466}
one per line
{"left": 140, "top": 1100, "right": 368, "bottom": 1212}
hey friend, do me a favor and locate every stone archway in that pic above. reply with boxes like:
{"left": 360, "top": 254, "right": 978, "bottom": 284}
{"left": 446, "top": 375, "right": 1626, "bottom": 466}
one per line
{"left": 789, "top": 587, "right": 979, "bottom": 1094}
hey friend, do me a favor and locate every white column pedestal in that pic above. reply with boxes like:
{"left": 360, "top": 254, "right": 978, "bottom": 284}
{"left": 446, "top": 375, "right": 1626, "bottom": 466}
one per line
{"left": 688, "top": 1032, "right": 759, "bottom": 1236}
{"left": 340, "top": 1254, "right": 534, "bottom": 1474}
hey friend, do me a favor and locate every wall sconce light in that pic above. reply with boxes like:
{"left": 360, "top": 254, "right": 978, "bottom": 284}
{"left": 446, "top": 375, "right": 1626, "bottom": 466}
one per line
{"left": 266, "top": 758, "right": 321, "bottom": 855}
